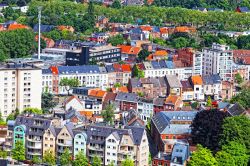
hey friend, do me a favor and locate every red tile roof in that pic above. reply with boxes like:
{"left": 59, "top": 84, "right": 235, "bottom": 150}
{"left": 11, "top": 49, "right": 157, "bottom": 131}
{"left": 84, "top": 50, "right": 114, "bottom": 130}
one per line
{"left": 88, "top": 89, "right": 106, "bottom": 98}
{"left": 8, "top": 24, "right": 29, "bottom": 30}
{"left": 191, "top": 75, "right": 203, "bottom": 85}
{"left": 140, "top": 26, "right": 152, "bottom": 31}
{"left": 50, "top": 66, "right": 59, "bottom": 75}
{"left": 118, "top": 45, "right": 141, "bottom": 55}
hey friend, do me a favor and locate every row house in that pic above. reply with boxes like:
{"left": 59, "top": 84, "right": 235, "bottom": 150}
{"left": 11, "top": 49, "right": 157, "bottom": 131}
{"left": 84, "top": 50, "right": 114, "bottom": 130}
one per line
{"left": 128, "top": 77, "right": 167, "bottom": 99}
{"left": 42, "top": 65, "right": 108, "bottom": 94}
{"left": 115, "top": 92, "right": 138, "bottom": 111}
{"left": 147, "top": 50, "right": 168, "bottom": 61}
{"left": 143, "top": 60, "right": 193, "bottom": 81}
{"left": 137, "top": 98, "right": 154, "bottom": 122}
{"left": 118, "top": 45, "right": 141, "bottom": 62}
{"left": 86, "top": 125, "right": 149, "bottom": 166}
{"left": 151, "top": 111, "right": 197, "bottom": 152}
{"left": 165, "top": 75, "right": 182, "bottom": 96}
{"left": 153, "top": 143, "right": 190, "bottom": 166}
{"left": 113, "top": 64, "right": 132, "bottom": 85}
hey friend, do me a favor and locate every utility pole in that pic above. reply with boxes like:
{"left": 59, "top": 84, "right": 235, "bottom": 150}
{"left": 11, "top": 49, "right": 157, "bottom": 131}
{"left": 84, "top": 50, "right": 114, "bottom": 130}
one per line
{"left": 38, "top": 6, "right": 42, "bottom": 59}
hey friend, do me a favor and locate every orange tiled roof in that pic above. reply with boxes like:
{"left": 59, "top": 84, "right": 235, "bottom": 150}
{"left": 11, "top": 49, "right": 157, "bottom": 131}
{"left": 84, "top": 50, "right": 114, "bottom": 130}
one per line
{"left": 165, "top": 95, "right": 179, "bottom": 104}
{"left": 140, "top": 26, "right": 152, "bottom": 32}
{"left": 79, "top": 111, "right": 93, "bottom": 117}
{"left": 111, "top": 86, "right": 128, "bottom": 93}
{"left": 147, "top": 54, "right": 153, "bottom": 61}
{"left": 121, "top": 64, "right": 131, "bottom": 72}
{"left": 57, "top": 25, "right": 74, "bottom": 32}
{"left": 154, "top": 50, "right": 168, "bottom": 56}
{"left": 160, "top": 27, "right": 168, "bottom": 34}
{"left": 118, "top": 45, "right": 141, "bottom": 55}
{"left": 8, "top": 24, "right": 29, "bottom": 30}
{"left": 191, "top": 75, "right": 203, "bottom": 85}
{"left": 88, "top": 89, "right": 106, "bottom": 98}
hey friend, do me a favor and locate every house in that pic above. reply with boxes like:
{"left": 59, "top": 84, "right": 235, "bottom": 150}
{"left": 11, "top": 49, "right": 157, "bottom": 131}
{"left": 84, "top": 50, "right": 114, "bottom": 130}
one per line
{"left": 33, "top": 24, "right": 55, "bottom": 33}
{"left": 236, "top": 6, "right": 250, "bottom": 13}
{"left": 128, "top": 77, "right": 167, "bottom": 99}
{"left": 170, "top": 143, "right": 190, "bottom": 166}
{"left": 221, "top": 81, "right": 235, "bottom": 100}
{"left": 153, "top": 152, "right": 171, "bottom": 166}
{"left": 117, "top": 45, "right": 141, "bottom": 62}
{"left": 153, "top": 97, "right": 165, "bottom": 114}
{"left": 218, "top": 102, "right": 246, "bottom": 116}
{"left": 151, "top": 111, "right": 197, "bottom": 151}
{"left": 89, "top": 33, "right": 109, "bottom": 43}
{"left": 160, "top": 27, "right": 169, "bottom": 39}
{"left": 64, "top": 96, "right": 84, "bottom": 112}
{"left": 96, "top": 16, "right": 109, "bottom": 29}
{"left": 137, "top": 98, "right": 154, "bottom": 122}
{"left": 181, "top": 80, "right": 194, "bottom": 101}
{"left": 113, "top": 64, "right": 132, "bottom": 85}
{"left": 165, "top": 75, "right": 182, "bottom": 96}
{"left": 202, "top": 74, "right": 222, "bottom": 100}
{"left": 189, "top": 75, "right": 204, "bottom": 100}
{"left": 111, "top": 86, "right": 128, "bottom": 93}
{"left": 115, "top": 92, "right": 138, "bottom": 111}
{"left": 73, "top": 131, "right": 87, "bottom": 158}
{"left": 147, "top": 50, "right": 168, "bottom": 61}
{"left": 165, "top": 95, "right": 183, "bottom": 111}
{"left": 43, "top": 126, "right": 57, "bottom": 157}
{"left": 57, "top": 25, "right": 75, "bottom": 33}
{"left": 7, "top": 23, "right": 29, "bottom": 30}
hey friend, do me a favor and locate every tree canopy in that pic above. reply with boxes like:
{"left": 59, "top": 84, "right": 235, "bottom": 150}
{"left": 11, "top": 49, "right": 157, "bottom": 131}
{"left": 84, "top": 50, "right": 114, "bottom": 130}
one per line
{"left": 12, "top": 141, "right": 25, "bottom": 162}
{"left": 230, "top": 88, "right": 250, "bottom": 109}
{"left": 107, "top": 34, "right": 125, "bottom": 46}
{"left": 23, "top": 107, "right": 43, "bottom": 114}
{"left": 92, "top": 156, "right": 102, "bottom": 166}
{"left": 43, "top": 150, "right": 56, "bottom": 166}
{"left": 220, "top": 116, "right": 250, "bottom": 153}
{"left": 60, "top": 148, "right": 72, "bottom": 166}
{"left": 59, "top": 77, "right": 80, "bottom": 95}
{"left": 42, "top": 92, "right": 57, "bottom": 113}
{"left": 132, "top": 65, "right": 145, "bottom": 78}
{"left": 122, "top": 158, "right": 134, "bottom": 166}
{"left": 101, "top": 104, "right": 115, "bottom": 124}
{"left": 73, "top": 151, "right": 88, "bottom": 166}
{"left": 188, "top": 145, "right": 217, "bottom": 166}
{"left": 191, "top": 110, "right": 228, "bottom": 152}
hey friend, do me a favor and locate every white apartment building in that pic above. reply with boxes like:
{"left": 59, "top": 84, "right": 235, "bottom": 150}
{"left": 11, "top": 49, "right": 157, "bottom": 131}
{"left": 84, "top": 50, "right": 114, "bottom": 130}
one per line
{"left": 105, "top": 133, "right": 120, "bottom": 166}
{"left": 42, "top": 65, "right": 108, "bottom": 94}
{"left": 143, "top": 61, "right": 193, "bottom": 81}
{"left": 193, "top": 51, "right": 203, "bottom": 75}
{"left": 137, "top": 98, "right": 154, "bottom": 122}
{"left": 0, "top": 63, "right": 42, "bottom": 119}
{"left": 202, "top": 43, "right": 233, "bottom": 81}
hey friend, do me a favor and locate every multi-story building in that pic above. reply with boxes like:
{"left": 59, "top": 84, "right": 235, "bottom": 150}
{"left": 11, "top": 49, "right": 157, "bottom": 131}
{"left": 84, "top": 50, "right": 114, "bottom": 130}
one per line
{"left": 66, "top": 45, "right": 121, "bottom": 65}
{"left": 151, "top": 111, "right": 197, "bottom": 152}
{"left": 14, "top": 115, "right": 54, "bottom": 160}
{"left": 86, "top": 125, "right": 149, "bottom": 166}
{"left": 189, "top": 76, "right": 204, "bottom": 101}
{"left": 0, "top": 63, "right": 42, "bottom": 119}
{"left": 202, "top": 74, "right": 222, "bottom": 100}
{"left": 43, "top": 126, "right": 57, "bottom": 157}
{"left": 115, "top": 92, "right": 138, "bottom": 111}
{"left": 137, "top": 98, "right": 154, "bottom": 122}
{"left": 165, "top": 75, "right": 182, "bottom": 96}
{"left": 128, "top": 77, "right": 167, "bottom": 99}
{"left": 73, "top": 131, "right": 87, "bottom": 158}
{"left": 202, "top": 43, "right": 233, "bottom": 81}
{"left": 42, "top": 65, "right": 108, "bottom": 94}
{"left": 143, "top": 60, "right": 193, "bottom": 81}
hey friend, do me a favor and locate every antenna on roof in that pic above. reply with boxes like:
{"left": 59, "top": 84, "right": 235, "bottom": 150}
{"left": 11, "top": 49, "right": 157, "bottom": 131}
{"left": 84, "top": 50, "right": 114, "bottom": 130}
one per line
{"left": 38, "top": 6, "right": 42, "bottom": 60}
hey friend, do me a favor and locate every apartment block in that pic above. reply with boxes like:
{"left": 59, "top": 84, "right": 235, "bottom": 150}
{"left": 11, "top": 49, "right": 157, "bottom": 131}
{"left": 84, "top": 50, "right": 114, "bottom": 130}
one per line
{"left": 0, "top": 63, "right": 42, "bottom": 119}
{"left": 202, "top": 43, "right": 233, "bottom": 81}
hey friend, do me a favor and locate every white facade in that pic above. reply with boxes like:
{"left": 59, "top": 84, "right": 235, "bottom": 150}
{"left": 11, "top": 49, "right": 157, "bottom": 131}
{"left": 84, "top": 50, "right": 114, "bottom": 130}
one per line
{"left": 144, "top": 66, "right": 193, "bottom": 81}
{"left": 105, "top": 133, "right": 119, "bottom": 166}
{"left": 42, "top": 74, "right": 53, "bottom": 93}
{"left": 193, "top": 52, "right": 203, "bottom": 75}
{"left": 202, "top": 43, "right": 233, "bottom": 81}
{"left": 137, "top": 100, "right": 154, "bottom": 122}
{"left": 193, "top": 84, "right": 204, "bottom": 100}
{"left": 182, "top": 91, "right": 194, "bottom": 101}
{"left": 0, "top": 65, "right": 42, "bottom": 119}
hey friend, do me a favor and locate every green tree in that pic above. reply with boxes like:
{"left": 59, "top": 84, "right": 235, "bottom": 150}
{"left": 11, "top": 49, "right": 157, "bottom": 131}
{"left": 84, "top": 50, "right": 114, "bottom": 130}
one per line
{"left": 132, "top": 65, "right": 145, "bottom": 78}
{"left": 14, "top": 108, "right": 20, "bottom": 119}
{"left": 220, "top": 116, "right": 250, "bottom": 153}
{"left": 191, "top": 110, "right": 228, "bottom": 152}
{"left": 138, "top": 49, "right": 150, "bottom": 61}
{"left": 206, "top": 96, "right": 212, "bottom": 107}
{"left": 23, "top": 107, "right": 43, "bottom": 114}
{"left": 216, "top": 141, "right": 248, "bottom": 166}
{"left": 12, "top": 141, "right": 25, "bottom": 162}
{"left": 59, "top": 77, "right": 80, "bottom": 95}
{"left": 235, "top": 73, "right": 243, "bottom": 84}
{"left": 32, "top": 155, "right": 42, "bottom": 164}
{"left": 101, "top": 104, "right": 115, "bottom": 124}
{"left": 6, "top": 114, "right": 15, "bottom": 121}
{"left": 122, "top": 158, "right": 134, "bottom": 166}
{"left": 188, "top": 145, "right": 217, "bottom": 166}
{"left": 60, "top": 148, "right": 72, "bottom": 166}
{"left": 108, "top": 161, "right": 115, "bottom": 166}
{"left": 72, "top": 151, "right": 88, "bottom": 166}
{"left": 43, "top": 150, "right": 56, "bottom": 166}
{"left": 0, "top": 112, "right": 5, "bottom": 125}
{"left": 42, "top": 92, "right": 57, "bottom": 113}
{"left": 92, "top": 155, "right": 102, "bottom": 166}
{"left": 114, "top": 82, "right": 122, "bottom": 88}
{"left": 111, "top": 0, "right": 121, "bottom": 9}
{"left": 230, "top": 88, "right": 250, "bottom": 109}
{"left": 0, "top": 150, "right": 7, "bottom": 159}
{"left": 44, "top": 30, "right": 62, "bottom": 41}
{"left": 108, "top": 34, "right": 125, "bottom": 46}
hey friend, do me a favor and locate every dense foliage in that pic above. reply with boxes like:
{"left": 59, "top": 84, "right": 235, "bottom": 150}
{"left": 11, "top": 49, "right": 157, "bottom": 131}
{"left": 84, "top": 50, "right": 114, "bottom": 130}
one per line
{"left": 220, "top": 116, "right": 250, "bottom": 153}
{"left": 12, "top": 141, "right": 25, "bottom": 162}
{"left": 230, "top": 88, "right": 250, "bottom": 109}
{"left": 0, "top": 29, "right": 35, "bottom": 61}
{"left": 41, "top": 92, "right": 57, "bottom": 113}
{"left": 191, "top": 110, "right": 228, "bottom": 152}
{"left": 73, "top": 151, "right": 88, "bottom": 166}
{"left": 59, "top": 77, "right": 80, "bottom": 95}
{"left": 43, "top": 150, "right": 56, "bottom": 166}
{"left": 188, "top": 145, "right": 217, "bottom": 166}
{"left": 101, "top": 104, "right": 115, "bottom": 124}
{"left": 60, "top": 148, "right": 72, "bottom": 166}
{"left": 26, "top": 1, "right": 250, "bottom": 31}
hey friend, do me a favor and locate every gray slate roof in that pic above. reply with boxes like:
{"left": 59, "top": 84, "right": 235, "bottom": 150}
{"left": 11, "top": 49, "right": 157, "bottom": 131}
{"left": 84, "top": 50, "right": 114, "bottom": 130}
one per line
{"left": 202, "top": 74, "right": 221, "bottom": 85}
{"left": 166, "top": 75, "right": 182, "bottom": 88}
{"left": 115, "top": 92, "right": 138, "bottom": 102}
{"left": 171, "top": 143, "right": 190, "bottom": 165}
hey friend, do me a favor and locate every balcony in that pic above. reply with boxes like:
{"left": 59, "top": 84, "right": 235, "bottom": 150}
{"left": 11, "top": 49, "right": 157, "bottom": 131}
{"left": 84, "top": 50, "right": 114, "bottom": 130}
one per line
{"left": 88, "top": 145, "right": 104, "bottom": 151}
{"left": 57, "top": 142, "right": 72, "bottom": 147}
{"left": 27, "top": 137, "right": 42, "bottom": 143}
{"left": 27, "top": 151, "right": 42, "bottom": 156}
{"left": 27, "top": 144, "right": 42, "bottom": 149}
